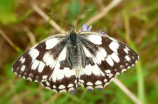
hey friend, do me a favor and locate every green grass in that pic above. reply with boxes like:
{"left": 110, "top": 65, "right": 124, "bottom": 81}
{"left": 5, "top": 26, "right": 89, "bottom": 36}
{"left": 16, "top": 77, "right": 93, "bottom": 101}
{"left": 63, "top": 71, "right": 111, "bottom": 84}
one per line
{"left": 0, "top": 0, "right": 158, "bottom": 104}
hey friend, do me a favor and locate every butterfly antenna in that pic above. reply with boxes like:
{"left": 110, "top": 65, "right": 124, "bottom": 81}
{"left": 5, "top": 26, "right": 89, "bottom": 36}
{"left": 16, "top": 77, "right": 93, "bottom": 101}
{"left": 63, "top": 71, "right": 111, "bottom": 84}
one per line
{"left": 48, "top": 13, "right": 71, "bottom": 26}
{"left": 73, "top": 9, "right": 92, "bottom": 26}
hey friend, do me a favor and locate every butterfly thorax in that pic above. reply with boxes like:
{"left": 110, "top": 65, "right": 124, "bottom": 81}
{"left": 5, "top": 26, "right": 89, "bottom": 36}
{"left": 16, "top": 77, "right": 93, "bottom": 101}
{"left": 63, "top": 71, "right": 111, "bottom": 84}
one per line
{"left": 67, "top": 31, "right": 82, "bottom": 70}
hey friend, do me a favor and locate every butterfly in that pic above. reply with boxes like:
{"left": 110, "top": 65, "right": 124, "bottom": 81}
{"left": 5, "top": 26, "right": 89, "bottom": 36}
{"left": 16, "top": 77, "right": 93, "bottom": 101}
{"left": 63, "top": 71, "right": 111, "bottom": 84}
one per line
{"left": 12, "top": 23, "right": 139, "bottom": 94}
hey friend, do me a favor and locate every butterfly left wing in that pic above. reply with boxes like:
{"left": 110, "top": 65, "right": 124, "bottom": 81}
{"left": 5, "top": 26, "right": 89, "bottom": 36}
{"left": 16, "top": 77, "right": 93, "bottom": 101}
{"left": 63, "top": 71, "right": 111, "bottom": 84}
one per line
{"left": 12, "top": 34, "right": 77, "bottom": 92}
{"left": 78, "top": 32, "right": 139, "bottom": 89}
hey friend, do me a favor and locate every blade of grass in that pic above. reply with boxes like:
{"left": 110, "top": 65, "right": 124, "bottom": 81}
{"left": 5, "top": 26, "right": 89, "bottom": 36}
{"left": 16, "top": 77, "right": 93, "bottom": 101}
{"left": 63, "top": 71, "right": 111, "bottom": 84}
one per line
{"left": 0, "top": 29, "right": 22, "bottom": 53}
{"left": 86, "top": 0, "right": 122, "bottom": 26}
{"left": 122, "top": 8, "right": 145, "bottom": 103}
{"left": 31, "top": 3, "right": 65, "bottom": 33}
{"left": 18, "top": 9, "right": 33, "bottom": 22}
{"left": 135, "top": 61, "right": 145, "bottom": 104}
{"left": 113, "top": 79, "right": 142, "bottom": 104}
{"left": 129, "top": 40, "right": 145, "bottom": 104}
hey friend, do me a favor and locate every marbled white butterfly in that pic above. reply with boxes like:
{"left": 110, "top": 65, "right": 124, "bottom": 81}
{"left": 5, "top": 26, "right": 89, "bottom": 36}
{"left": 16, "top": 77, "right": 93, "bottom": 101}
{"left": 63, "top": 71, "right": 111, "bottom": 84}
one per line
{"left": 12, "top": 23, "right": 139, "bottom": 94}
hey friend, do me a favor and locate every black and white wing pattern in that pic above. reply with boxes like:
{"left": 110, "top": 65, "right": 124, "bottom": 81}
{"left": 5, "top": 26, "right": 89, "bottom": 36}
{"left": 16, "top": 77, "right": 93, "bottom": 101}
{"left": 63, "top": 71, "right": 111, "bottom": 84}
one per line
{"left": 12, "top": 25, "right": 139, "bottom": 94}
{"left": 78, "top": 32, "right": 139, "bottom": 89}
{"left": 12, "top": 34, "right": 77, "bottom": 93}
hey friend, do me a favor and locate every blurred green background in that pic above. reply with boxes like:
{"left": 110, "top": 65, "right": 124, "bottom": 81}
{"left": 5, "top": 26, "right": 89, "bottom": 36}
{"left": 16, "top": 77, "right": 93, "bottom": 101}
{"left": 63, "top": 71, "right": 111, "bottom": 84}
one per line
{"left": 0, "top": 0, "right": 158, "bottom": 104}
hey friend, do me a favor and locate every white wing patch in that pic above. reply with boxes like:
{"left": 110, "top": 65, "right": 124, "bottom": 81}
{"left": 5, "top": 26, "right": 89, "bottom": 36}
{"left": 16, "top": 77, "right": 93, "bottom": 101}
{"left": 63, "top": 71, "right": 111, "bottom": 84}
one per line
{"left": 109, "top": 41, "right": 119, "bottom": 54}
{"left": 87, "top": 35, "right": 102, "bottom": 45}
{"left": 31, "top": 60, "right": 40, "bottom": 70}
{"left": 110, "top": 53, "right": 120, "bottom": 63}
{"left": 49, "top": 61, "right": 76, "bottom": 82}
{"left": 124, "top": 46, "right": 129, "bottom": 54}
{"left": 68, "top": 84, "right": 74, "bottom": 87}
{"left": 105, "top": 56, "right": 114, "bottom": 66}
{"left": 96, "top": 50, "right": 105, "bottom": 64}
{"left": 95, "top": 80, "right": 102, "bottom": 85}
{"left": 125, "top": 55, "right": 131, "bottom": 61}
{"left": 21, "top": 65, "right": 26, "bottom": 71}
{"left": 58, "top": 46, "right": 67, "bottom": 61}
{"left": 19, "top": 56, "right": 25, "bottom": 63}
{"left": 58, "top": 85, "right": 65, "bottom": 89}
{"left": 87, "top": 82, "right": 93, "bottom": 85}
{"left": 79, "top": 64, "right": 104, "bottom": 76}
{"left": 45, "top": 38, "right": 60, "bottom": 49}
{"left": 29, "top": 49, "right": 39, "bottom": 62}
{"left": 43, "top": 52, "right": 50, "bottom": 63}
{"left": 82, "top": 45, "right": 91, "bottom": 57}
{"left": 44, "top": 53, "right": 55, "bottom": 68}
{"left": 38, "top": 61, "right": 45, "bottom": 73}
{"left": 98, "top": 47, "right": 107, "bottom": 58}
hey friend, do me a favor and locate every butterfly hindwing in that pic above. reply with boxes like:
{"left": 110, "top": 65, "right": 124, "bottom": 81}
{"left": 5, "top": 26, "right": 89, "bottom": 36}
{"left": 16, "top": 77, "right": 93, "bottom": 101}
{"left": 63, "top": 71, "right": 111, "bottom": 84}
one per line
{"left": 78, "top": 32, "right": 139, "bottom": 89}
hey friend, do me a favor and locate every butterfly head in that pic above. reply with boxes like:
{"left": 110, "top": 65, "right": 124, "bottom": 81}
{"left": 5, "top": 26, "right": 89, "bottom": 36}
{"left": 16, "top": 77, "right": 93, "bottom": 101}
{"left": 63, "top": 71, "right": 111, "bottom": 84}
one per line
{"left": 69, "top": 25, "right": 78, "bottom": 42}
{"left": 69, "top": 25, "right": 76, "bottom": 33}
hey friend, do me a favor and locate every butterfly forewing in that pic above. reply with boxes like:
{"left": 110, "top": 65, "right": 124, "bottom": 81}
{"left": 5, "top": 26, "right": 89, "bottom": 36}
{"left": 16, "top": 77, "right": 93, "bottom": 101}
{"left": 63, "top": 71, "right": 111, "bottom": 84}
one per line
{"left": 78, "top": 32, "right": 139, "bottom": 89}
